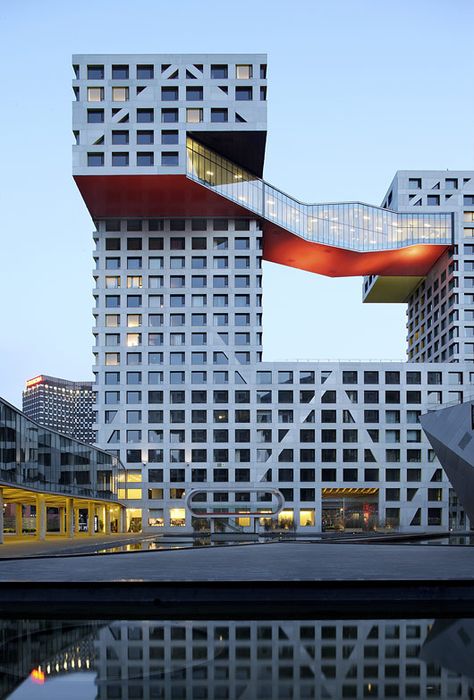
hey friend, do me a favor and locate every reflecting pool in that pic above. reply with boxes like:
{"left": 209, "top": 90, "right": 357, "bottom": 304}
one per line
{"left": 2, "top": 618, "right": 474, "bottom": 698}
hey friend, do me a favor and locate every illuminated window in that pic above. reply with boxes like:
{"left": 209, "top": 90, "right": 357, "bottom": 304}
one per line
{"left": 170, "top": 508, "right": 186, "bottom": 527}
{"left": 105, "top": 353, "right": 120, "bottom": 366}
{"left": 186, "top": 108, "right": 203, "bottom": 123}
{"left": 236, "top": 64, "right": 252, "bottom": 79}
{"left": 127, "top": 333, "right": 141, "bottom": 347}
{"left": 127, "top": 314, "right": 141, "bottom": 327}
{"left": 299, "top": 509, "right": 315, "bottom": 527}
{"left": 127, "top": 276, "right": 142, "bottom": 288}
{"left": 105, "top": 314, "right": 120, "bottom": 327}
{"left": 87, "top": 87, "right": 104, "bottom": 102}
{"left": 112, "top": 86, "right": 129, "bottom": 101}
{"left": 106, "top": 276, "right": 120, "bottom": 288}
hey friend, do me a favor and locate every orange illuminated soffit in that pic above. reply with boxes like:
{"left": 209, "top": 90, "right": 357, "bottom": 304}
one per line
{"left": 26, "top": 376, "right": 44, "bottom": 388}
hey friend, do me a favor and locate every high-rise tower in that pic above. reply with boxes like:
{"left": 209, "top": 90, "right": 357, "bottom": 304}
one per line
{"left": 73, "top": 54, "right": 471, "bottom": 534}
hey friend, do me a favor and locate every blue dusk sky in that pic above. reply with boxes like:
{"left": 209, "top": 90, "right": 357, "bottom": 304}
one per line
{"left": 1, "top": 0, "right": 473, "bottom": 406}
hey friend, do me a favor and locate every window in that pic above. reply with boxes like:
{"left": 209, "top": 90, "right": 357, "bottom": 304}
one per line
{"left": 137, "top": 130, "right": 154, "bottom": 145}
{"left": 87, "top": 87, "right": 104, "bottom": 102}
{"left": 112, "top": 152, "right": 129, "bottom": 166}
{"left": 161, "top": 109, "right": 178, "bottom": 122}
{"left": 162, "top": 152, "right": 179, "bottom": 166}
{"left": 88, "top": 153, "right": 104, "bottom": 166}
{"left": 112, "top": 130, "right": 129, "bottom": 145}
{"left": 112, "top": 86, "right": 129, "bottom": 101}
{"left": 427, "top": 195, "right": 440, "bottom": 206}
{"left": 137, "top": 152, "right": 154, "bottom": 166}
{"left": 137, "top": 64, "right": 154, "bottom": 79}
{"left": 87, "top": 65, "right": 104, "bottom": 79}
{"left": 137, "top": 108, "right": 154, "bottom": 123}
{"left": 211, "top": 108, "right": 228, "bottom": 122}
{"left": 211, "top": 64, "right": 228, "bottom": 79}
{"left": 112, "top": 64, "right": 129, "bottom": 79}
{"left": 186, "top": 86, "right": 203, "bottom": 101}
{"left": 161, "top": 86, "right": 178, "bottom": 101}
{"left": 236, "top": 64, "right": 252, "bottom": 79}
{"left": 236, "top": 86, "right": 252, "bottom": 100}
{"left": 161, "top": 131, "right": 178, "bottom": 146}
{"left": 186, "top": 108, "right": 203, "bottom": 123}
{"left": 87, "top": 109, "right": 104, "bottom": 123}
{"left": 408, "top": 178, "right": 422, "bottom": 189}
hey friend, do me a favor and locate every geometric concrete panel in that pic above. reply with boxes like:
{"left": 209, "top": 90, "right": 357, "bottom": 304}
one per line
{"left": 420, "top": 618, "right": 474, "bottom": 678}
{"left": 421, "top": 401, "right": 474, "bottom": 524}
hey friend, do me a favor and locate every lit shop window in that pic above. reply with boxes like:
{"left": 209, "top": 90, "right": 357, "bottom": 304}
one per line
{"left": 170, "top": 508, "right": 186, "bottom": 527}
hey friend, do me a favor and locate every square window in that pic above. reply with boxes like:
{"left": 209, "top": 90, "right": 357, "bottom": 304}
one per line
{"left": 162, "top": 86, "right": 179, "bottom": 101}
{"left": 87, "top": 87, "right": 104, "bottom": 102}
{"left": 211, "top": 64, "right": 228, "bottom": 79}
{"left": 186, "top": 108, "right": 203, "bottom": 123}
{"left": 408, "top": 178, "right": 422, "bottom": 189}
{"left": 211, "top": 108, "right": 228, "bottom": 123}
{"left": 185, "top": 85, "right": 203, "bottom": 102}
{"left": 87, "top": 109, "right": 104, "bottom": 123}
{"left": 112, "top": 86, "right": 129, "bottom": 101}
{"left": 162, "top": 130, "right": 179, "bottom": 145}
{"left": 236, "top": 86, "right": 252, "bottom": 101}
{"left": 427, "top": 195, "right": 440, "bottom": 206}
{"left": 112, "top": 64, "right": 129, "bottom": 79}
{"left": 137, "top": 108, "right": 154, "bottom": 123}
{"left": 137, "top": 64, "right": 154, "bottom": 79}
{"left": 236, "top": 64, "right": 252, "bottom": 79}
{"left": 87, "top": 152, "right": 104, "bottom": 167}
{"left": 108, "top": 133, "right": 129, "bottom": 150}
{"left": 87, "top": 65, "right": 104, "bottom": 80}
{"left": 112, "top": 152, "right": 129, "bottom": 166}
{"left": 162, "top": 152, "right": 179, "bottom": 166}
{"left": 161, "top": 108, "right": 178, "bottom": 123}
{"left": 137, "top": 152, "right": 154, "bottom": 166}
{"left": 137, "top": 130, "right": 154, "bottom": 144}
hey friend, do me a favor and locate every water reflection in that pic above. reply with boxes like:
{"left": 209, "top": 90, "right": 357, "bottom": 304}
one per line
{"left": 3, "top": 618, "right": 474, "bottom": 699}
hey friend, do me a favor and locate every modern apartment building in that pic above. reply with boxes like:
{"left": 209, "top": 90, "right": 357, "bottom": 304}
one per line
{"left": 22, "top": 374, "right": 94, "bottom": 443}
{"left": 72, "top": 53, "right": 474, "bottom": 534}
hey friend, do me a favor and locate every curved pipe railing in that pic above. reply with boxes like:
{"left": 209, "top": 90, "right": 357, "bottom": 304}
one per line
{"left": 185, "top": 486, "right": 285, "bottom": 518}
{"left": 186, "top": 137, "right": 453, "bottom": 253}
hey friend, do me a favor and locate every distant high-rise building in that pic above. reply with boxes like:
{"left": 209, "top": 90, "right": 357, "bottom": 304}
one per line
{"left": 22, "top": 375, "right": 94, "bottom": 443}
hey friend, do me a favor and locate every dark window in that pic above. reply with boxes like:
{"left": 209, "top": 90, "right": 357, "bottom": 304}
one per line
{"left": 364, "top": 371, "right": 379, "bottom": 384}
{"left": 137, "top": 108, "right": 154, "bottom": 123}
{"left": 236, "top": 86, "right": 252, "bottom": 100}
{"left": 137, "top": 130, "right": 154, "bottom": 144}
{"left": 87, "top": 109, "right": 104, "bottom": 123}
{"left": 161, "top": 109, "right": 178, "bottom": 123}
{"left": 87, "top": 65, "right": 104, "bottom": 79}
{"left": 137, "top": 152, "right": 154, "bottom": 166}
{"left": 186, "top": 86, "right": 203, "bottom": 101}
{"left": 162, "top": 152, "right": 179, "bottom": 166}
{"left": 161, "top": 130, "right": 179, "bottom": 144}
{"left": 112, "top": 152, "right": 129, "bottom": 166}
{"left": 211, "top": 64, "right": 228, "bottom": 79}
{"left": 162, "top": 86, "right": 178, "bottom": 101}
{"left": 137, "top": 64, "right": 154, "bottom": 79}
{"left": 112, "top": 64, "right": 129, "bottom": 79}
{"left": 211, "top": 108, "right": 228, "bottom": 122}
{"left": 427, "top": 195, "right": 440, "bottom": 206}
{"left": 112, "top": 130, "right": 129, "bottom": 145}
{"left": 87, "top": 152, "right": 104, "bottom": 166}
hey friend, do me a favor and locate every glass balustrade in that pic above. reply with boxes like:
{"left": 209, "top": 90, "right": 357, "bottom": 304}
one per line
{"left": 186, "top": 138, "right": 453, "bottom": 252}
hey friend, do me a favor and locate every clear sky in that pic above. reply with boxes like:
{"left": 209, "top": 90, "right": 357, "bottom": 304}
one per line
{"left": 1, "top": 0, "right": 473, "bottom": 407}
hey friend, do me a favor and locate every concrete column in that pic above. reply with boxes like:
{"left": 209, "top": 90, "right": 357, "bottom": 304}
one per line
{"left": 66, "top": 499, "right": 74, "bottom": 539}
{"left": 0, "top": 488, "right": 4, "bottom": 545}
{"left": 15, "top": 503, "right": 22, "bottom": 536}
{"left": 88, "top": 502, "right": 95, "bottom": 536}
{"left": 119, "top": 507, "right": 126, "bottom": 534}
{"left": 36, "top": 496, "right": 46, "bottom": 540}
{"left": 104, "top": 506, "right": 111, "bottom": 535}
